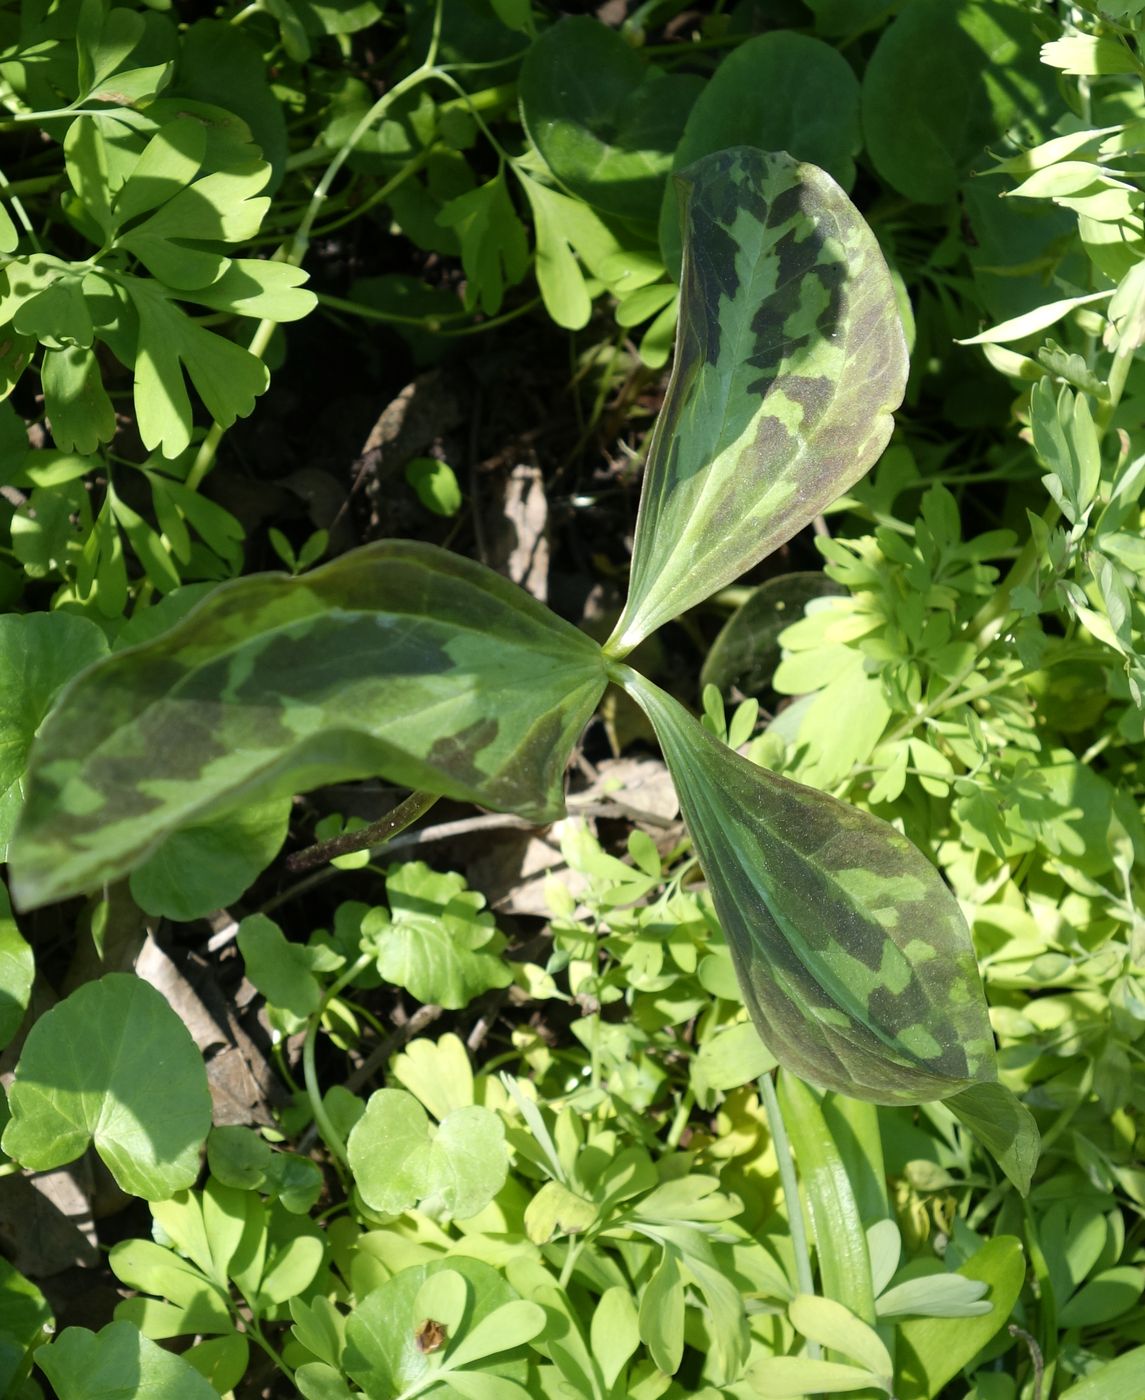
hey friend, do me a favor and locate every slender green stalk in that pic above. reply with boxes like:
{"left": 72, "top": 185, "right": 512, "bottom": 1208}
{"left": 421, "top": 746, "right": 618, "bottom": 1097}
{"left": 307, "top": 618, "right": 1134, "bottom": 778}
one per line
{"left": 314, "top": 290, "right": 480, "bottom": 328}
{"left": 304, "top": 147, "right": 431, "bottom": 239}
{"left": 0, "top": 166, "right": 45, "bottom": 251}
{"left": 184, "top": 0, "right": 447, "bottom": 492}
{"left": 776, "top": 1073, "right": 876, "bottom": 1326}
{"left": 1022, "top": 1197, "right": 1059, "bottom": 1383}
{"left": 759, "top": 1071, "right": 819, "bottom": 1358}
{"left": 558, "top": 1237, "right": 585, "bottom": 1289}
{"left": 303, "top": 951, "right": 374, "bottom": 1167}
{"left": 1, "top": 105, "right": 118, "bottom": 122}
{"left": 241, "top": 1312, "right": 297, "bottom": 1387}
{"left": 665, "top": 1087, "right": 695, "bottom": 1151}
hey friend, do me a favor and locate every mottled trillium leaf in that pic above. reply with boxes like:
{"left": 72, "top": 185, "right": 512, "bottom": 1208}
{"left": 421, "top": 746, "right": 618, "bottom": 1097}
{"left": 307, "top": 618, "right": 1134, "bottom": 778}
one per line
{"left": 8, "top": 540, "right": 606, "bottom": 909}
{"left": 1, "top": 974, "right": 212, "bottom": 1199}
{"left": 617, "top": 667, "right": 997, "bottom": 1104}
{"left": 0, "top": 612, "right": 110, "bottom": 860}
{"left": 0, "top": 882, "right": 33, "bottom": 1050}
{"left": 658, "top": 33, "right": 863, "bottom": 277}
{"left": 946, "top": 1081, "right": 1040, "bottom": 1196}
{"left": 606, "top": 147, "right": 908, "bottom": 655}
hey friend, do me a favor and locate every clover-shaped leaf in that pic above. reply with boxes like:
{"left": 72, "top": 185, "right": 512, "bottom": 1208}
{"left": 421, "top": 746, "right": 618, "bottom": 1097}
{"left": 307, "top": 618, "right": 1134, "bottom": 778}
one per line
{"left": 343, "top": 1259, "right": 540, "bottom": 1399}
{"left": 36, "top": 1321, "right": 218, "bottom": 1400}
{"left": 347, "top": 1089, "right": 508, "bottom": 1222}
{"left": 363, "top": 862, "right": 513, "bottom": 1009}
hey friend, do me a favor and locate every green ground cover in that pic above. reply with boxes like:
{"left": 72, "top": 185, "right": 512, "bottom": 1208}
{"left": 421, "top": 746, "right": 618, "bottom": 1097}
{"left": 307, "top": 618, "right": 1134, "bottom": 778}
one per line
{"left": 1, "top": 1, "right": 1145, "bottom": 1396}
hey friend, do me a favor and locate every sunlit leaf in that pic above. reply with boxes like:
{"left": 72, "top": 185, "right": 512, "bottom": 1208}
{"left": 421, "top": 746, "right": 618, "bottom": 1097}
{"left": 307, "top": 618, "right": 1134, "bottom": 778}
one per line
{"left": 364, "top": 862, "right": 512, "bottom": 1010}
{"left": 876, "top": 1272, "right": 990, "bottom": 1319}
{"left": 700, "top": 572, "right": 845, "bottom": 699}
{"left": 2, "top": 974, "right": 212, "bottom": 1199}
{"left": 618, "top": 667, "right": 996, "bottom": 1103}
{"left": 436, "top": 172, "right": 529, "bottom": 316}
{"left": 1058, "top": 1347, "right": 1145, "bottom": 1400}
{"left": 0, "top": 611, "right": 110, "bottom": 859}
{"left": 9, "top": 541, "right": 606, "bottom": 909}
{"left": 778, "top": 1073, "right": 876, "bottom": 1321}
{"left": 946, "top": 1081, "right": 1040, "bottom": 1196}
{"left": 0, "top": 883, "right": 32, "bottom": 1051}
{"left": 347, "top": 1089, "right": 508, "bottom": 1221}
{"left": 789, "top": 1295, "right": 892, "bottom": 1382}
{"left": 607, "top": 147, "right": 908, "bottom": 654}
{"left": 745, "top": 1355, "right": 882, "bottom": 1396}
{"left": 896, "top": 1237, "right": 1025, "bottom": 1400}
{"left": 127, "top": 278, "right": 270, "bottom": 458}
{"left": 36, "top": 1321, "right": 219, "bottom": 1400}
{"left": 343, "top": 1258, "right": 525, "bottom": 1397}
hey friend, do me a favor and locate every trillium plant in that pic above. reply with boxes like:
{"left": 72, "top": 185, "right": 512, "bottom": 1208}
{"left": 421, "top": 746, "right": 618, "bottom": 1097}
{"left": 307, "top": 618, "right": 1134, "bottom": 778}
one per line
{"left": 7, "top": 148, "right": 1037, "bottom": 1187}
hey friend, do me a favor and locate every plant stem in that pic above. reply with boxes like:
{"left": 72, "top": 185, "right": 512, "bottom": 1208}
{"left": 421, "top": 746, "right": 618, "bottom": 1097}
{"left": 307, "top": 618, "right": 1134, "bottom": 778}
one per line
{"left": 758, "top": 1072, "right": 820, "bottom": 1358}
{"left": 558, "top": 1236, "right": 584, "bottom": 1289}
{"left": 304, "top": 147, "right": 431, "bottom": 239}
{"left": 314, "top": 289, "right": 479, "bottom": 327}
{"left": 0, "top": 163, "right": 42, "bottom": 253}
{"left": 1022, "top": 1197, "right": 1059, "bottom": 1381}
{"left": 289, "top": 0, "right": 445, "bottom": 265}
{"left": 665, "top": 1086, "right": 695, "bottom": 1150}
{"left": 182, "top": 0, "right": 448, "bottom": 491}
{"left": 303, "top": 951, "right": 373, "bottom": 1168}
{"left": 242, "top": 1312, "right": 296, "bottom": 1387}
{"left": 285, "top": 789, "right": 440, "bottom": 872}
{"left": 183, "top": 314, "right": 279, "bottom": 490}
{"left": 1, "top": 105, "right": 109, "bottom": 122}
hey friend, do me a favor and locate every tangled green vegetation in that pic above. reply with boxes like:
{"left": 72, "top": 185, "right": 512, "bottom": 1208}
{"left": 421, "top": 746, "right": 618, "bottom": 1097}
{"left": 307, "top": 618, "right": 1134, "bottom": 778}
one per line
{"left": 1, "top": 0, "right": 1145, "bottom": 1397}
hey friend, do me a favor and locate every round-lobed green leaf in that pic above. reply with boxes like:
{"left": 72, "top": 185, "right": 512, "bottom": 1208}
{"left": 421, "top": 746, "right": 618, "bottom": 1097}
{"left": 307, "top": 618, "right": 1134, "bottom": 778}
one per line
{"left": 2, "top": 974, "right": 212, "bottom": 1200}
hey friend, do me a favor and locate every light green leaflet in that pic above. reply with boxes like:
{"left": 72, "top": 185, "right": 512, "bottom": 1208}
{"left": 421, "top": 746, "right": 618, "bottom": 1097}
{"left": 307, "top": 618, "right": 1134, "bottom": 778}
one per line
{"left": 1, "top": 975, "right": 212, "bottom": 1199}
{"left": 616, "top": 667, "right": 997, "bottom": 1103}
{"left": 8, "top": 541, "right": 606, "bottom": 907}
{"left": 606, "top": 147, "right": 908, "bottom": 654}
